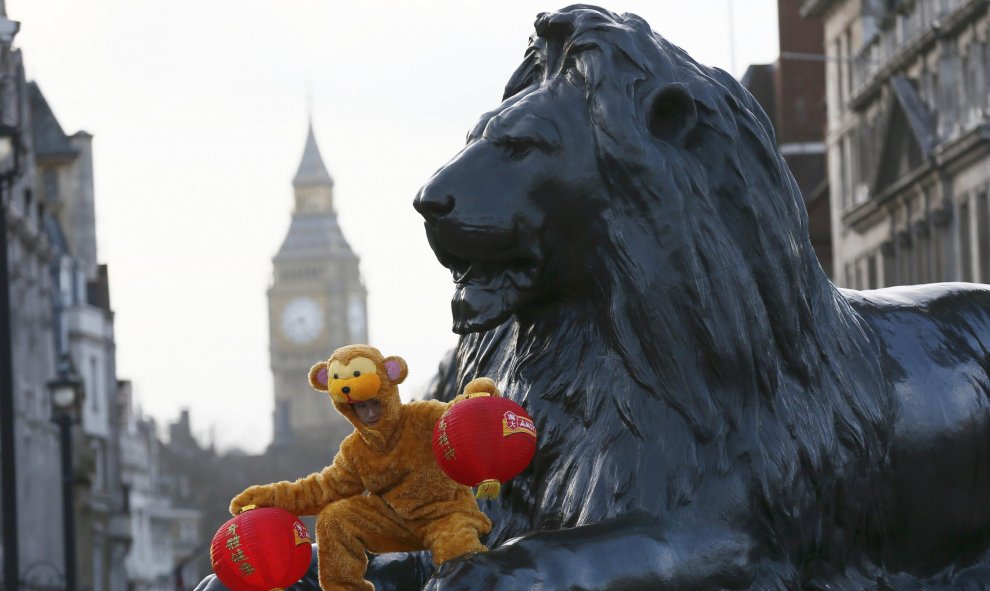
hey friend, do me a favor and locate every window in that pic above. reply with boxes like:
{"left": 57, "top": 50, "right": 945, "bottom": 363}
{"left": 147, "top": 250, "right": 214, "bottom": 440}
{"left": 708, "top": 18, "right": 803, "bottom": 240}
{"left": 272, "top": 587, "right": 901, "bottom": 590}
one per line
{"left": 841, "top": 136, "right": 855, "bottom": 209}
{"left": 90, "top": 356, "right": 100, "bottom": 412}
{"left": 980, "top": 192, "right": 990, "bottom": 283}
{"left": 42, "top": 168, "right": 58, "bottom": 204}
{"left": 932, "top": 222, "right": 945, "bottom": 280}
{"left": 882, "top": 242, "right": 897, "bottom": 286}
{"left": 59, "top": 260, "right": 73, "bottom": 304}
{"left": 960, "top": 199, "right": 973, "bottom": 281}
{"left": 93, "top": 440, "right": 106, "bottom": 492}
{"left": 962, "top": 51, "right": 975, "bottom": 127}
{"left": 122, "top": 484, "right": 131, "bottom": 513}
{"left": 916, "top": 226, "right": 930, "bottom": 283}
{"left": 93, "top": 539, "right": 105, "bottom": 591}
{"left": 899, "top": 234, "right": 914, "bottom": 285}
{"left": 841, "top": 29, "right": 853, "bottom": 98}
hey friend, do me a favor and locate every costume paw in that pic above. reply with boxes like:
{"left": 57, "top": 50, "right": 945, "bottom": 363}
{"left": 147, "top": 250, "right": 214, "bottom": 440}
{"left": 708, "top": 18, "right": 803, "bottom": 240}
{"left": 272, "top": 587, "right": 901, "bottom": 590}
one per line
{"left": 464, "top": 377, "right": 499, "bottom": 397}
{"left": 229, "top": 484, "right": 275, "bottom": 516}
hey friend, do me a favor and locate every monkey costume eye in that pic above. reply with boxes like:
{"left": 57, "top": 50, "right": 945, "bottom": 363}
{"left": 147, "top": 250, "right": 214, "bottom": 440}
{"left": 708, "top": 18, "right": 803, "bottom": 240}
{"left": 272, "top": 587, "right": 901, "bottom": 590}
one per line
{"left": 353, "top": 371, "right": 361, "bottom": 377}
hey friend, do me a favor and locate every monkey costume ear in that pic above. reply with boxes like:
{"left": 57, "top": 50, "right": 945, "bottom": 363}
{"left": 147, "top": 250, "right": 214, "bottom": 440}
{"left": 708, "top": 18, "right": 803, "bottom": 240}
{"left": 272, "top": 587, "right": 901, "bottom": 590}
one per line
{"left": 382, "top": 356, "right": 408, "bottom": 385}
{"left": 308, "top": 362, "right": 330, "bottom": 392}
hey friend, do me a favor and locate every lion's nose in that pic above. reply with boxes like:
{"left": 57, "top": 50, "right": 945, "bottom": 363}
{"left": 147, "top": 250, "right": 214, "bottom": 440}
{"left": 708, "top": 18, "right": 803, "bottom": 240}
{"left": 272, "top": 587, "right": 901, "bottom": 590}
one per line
{"left": 414, "top": 184, "right": 455, "bottom": 224}
{"left": 342, "top": 387, "right": 351, "bottom": 394}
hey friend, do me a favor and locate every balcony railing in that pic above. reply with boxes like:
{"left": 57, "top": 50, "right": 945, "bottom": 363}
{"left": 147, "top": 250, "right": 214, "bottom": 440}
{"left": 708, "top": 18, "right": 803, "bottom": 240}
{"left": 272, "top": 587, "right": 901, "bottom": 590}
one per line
{"left": 851, "top": 0, "right": 971, "bottom": 96}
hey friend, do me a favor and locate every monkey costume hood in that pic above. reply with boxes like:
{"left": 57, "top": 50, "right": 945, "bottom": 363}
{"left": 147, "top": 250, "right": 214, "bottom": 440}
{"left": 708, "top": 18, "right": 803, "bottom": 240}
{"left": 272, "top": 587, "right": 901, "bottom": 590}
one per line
{"left": 327, "top": 355, "right": 406, "bottom": 452}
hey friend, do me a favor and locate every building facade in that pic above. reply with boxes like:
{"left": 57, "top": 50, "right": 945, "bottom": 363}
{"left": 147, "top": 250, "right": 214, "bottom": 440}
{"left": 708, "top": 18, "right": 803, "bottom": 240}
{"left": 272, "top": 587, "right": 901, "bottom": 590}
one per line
{"left": 32, "top": 81, "right": 133, "bottom": 591}
{"left": 743, "top": 0, "right": 832, "bottom": 276}
{"left": 3, "top": 9, "right": 205, "bottom": 591}
{"left": 118, "top": 398, "right": 202, "bottom": 591}
{"left": 1, "top": 10, "right": 66, "bottom": 591}
{"left": 803, "top": 0, "right": 990, "bottom": 288}
{"left": 268, "top": 123, "right": 367, "bottom": 449}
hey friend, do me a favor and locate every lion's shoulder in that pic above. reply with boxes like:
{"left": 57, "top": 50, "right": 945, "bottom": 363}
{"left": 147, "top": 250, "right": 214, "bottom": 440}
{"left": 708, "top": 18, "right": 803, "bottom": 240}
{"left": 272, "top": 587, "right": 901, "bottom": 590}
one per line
{"left": 844, "top": 282, "right": 990, "bottom": 373}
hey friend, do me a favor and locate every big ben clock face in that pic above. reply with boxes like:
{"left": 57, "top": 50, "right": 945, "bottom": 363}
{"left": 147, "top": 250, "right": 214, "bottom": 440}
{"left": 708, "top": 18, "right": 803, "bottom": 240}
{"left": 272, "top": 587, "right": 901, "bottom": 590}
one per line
{"left": 281, "top": 297, "right": 324, "bottom": 343}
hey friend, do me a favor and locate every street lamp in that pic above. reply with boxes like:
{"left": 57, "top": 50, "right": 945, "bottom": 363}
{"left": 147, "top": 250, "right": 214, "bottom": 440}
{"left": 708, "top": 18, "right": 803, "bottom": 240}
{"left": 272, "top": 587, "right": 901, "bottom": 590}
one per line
{"left": 47, "top": 357, "right": 84, "bottom": 591}
{"left": 0, "top": 124, "right": 17, "bottom": 176}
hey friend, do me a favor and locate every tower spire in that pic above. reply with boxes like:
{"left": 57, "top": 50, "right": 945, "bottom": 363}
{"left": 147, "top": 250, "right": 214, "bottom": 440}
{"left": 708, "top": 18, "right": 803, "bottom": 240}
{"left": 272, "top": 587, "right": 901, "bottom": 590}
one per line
{"left": 292, "top": 122, "right": 334, "bottom": 189}
{"left": 306, "top": 81, "right": 313, "bottom": 127}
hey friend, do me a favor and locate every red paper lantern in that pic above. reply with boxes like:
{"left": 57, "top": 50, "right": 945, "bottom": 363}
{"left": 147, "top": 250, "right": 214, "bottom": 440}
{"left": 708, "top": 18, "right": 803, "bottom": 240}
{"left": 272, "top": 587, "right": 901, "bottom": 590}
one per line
{"left": 432, "top": 396, "right": 537, "bottom": 499}
{"left": 210, "top": 506, "right": 312, "bottom": 591}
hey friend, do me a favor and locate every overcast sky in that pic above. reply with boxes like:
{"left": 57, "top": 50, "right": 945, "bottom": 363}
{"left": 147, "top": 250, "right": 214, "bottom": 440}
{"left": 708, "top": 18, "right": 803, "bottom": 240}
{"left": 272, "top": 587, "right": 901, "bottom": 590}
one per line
{"left": 9, "top": 0, "right": 780, "bottom": 453}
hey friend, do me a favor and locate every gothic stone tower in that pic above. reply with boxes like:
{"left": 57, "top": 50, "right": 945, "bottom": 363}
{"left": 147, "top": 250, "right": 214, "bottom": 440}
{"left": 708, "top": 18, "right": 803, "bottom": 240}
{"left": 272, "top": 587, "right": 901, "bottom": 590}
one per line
{"left": 269, "top": 123, "right": 368, "bottom": 448}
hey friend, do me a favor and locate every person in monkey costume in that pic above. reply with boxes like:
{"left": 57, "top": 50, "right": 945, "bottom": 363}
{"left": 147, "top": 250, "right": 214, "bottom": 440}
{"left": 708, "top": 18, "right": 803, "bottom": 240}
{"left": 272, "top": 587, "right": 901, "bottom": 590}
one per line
{"left": 229, "top": 344, "right": 494, "bottom": 591}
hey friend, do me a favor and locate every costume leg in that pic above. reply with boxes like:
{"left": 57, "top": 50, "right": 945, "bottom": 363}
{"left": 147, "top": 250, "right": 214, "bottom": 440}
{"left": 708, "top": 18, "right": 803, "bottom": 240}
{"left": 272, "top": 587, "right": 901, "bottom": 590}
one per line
{"left": 416, "top": 511, "right": 489, "bottom": 566}
{"left": 315, "top": 496, "right": 419, "bottom": 591}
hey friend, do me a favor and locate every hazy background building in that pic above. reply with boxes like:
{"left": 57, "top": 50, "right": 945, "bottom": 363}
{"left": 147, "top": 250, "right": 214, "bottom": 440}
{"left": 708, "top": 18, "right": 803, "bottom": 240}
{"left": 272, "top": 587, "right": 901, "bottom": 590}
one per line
{"left": 1, "top": 8, "right": 66, "bottom": 590}
{"left": 119, "top": 401, "right": 202, "bottom": 591}
{"left": 2, "top": 7, "right": 201, "bottom": 589}
{"left": 802, "top": 0, "right": 990, "bottom": 288}
{"left": 32, "top": 80, "right": 132, "bottom": 591}
{"left": 269, "top": 124, "right": 367, "bottom": 451}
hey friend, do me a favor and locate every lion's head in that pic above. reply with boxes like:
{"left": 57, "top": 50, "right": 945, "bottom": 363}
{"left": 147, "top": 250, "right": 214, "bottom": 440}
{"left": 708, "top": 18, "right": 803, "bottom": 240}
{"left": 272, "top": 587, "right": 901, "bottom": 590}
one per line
{"left": 416, "top": 5, "right": 891, "bottom": 546}
{"left": 415, "top": 6, "right": 818, "bottom": 341}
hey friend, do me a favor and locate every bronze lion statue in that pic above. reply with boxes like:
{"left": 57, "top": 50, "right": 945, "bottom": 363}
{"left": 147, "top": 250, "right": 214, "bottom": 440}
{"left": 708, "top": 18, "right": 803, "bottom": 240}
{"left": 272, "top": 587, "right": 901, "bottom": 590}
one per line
{"left": 412, "top": 5, "right": 990, "bottom": 591}
{"left": 195, "top": 5, "right": 990, "bottom": 591}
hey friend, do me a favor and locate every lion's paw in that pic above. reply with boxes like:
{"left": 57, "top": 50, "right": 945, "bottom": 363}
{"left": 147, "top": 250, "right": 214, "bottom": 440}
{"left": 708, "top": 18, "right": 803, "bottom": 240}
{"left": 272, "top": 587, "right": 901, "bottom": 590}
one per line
{"left": 424, "top": 553, "right": 536, "bottom": 591}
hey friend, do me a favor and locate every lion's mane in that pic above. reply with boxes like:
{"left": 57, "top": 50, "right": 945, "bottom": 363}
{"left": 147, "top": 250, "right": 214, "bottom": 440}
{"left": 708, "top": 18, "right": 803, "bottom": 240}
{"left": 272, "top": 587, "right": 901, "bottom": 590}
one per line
{"left": 435, "top": 5, "right": 894, "bottom": 578}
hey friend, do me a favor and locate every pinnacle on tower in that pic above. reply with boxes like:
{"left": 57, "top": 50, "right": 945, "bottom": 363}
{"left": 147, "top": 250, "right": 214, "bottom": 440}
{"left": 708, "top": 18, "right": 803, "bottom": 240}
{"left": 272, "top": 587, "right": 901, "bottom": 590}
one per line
{"left": 292, "top": 123, "right": 334, "bottom": 188}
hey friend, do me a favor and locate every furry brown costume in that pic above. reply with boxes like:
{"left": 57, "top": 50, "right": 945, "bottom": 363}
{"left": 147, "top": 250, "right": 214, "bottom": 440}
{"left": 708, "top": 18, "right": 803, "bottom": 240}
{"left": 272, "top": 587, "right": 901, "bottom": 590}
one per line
{"left": 229, "top": 345, "right": 493, "bottom": 591}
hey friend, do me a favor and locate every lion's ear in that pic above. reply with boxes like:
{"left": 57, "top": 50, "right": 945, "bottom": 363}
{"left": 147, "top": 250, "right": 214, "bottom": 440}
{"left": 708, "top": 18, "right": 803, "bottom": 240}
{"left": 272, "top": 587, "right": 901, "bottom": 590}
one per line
{"left": 646, "top": 82, "right": 697, "bottom": 145}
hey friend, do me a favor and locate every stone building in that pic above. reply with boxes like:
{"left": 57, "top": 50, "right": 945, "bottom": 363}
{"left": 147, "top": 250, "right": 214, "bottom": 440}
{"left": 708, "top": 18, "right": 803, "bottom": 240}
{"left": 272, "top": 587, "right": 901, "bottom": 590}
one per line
{"left": 268, "top": 123, "right": 367, "bottom": 450}
{"left": 0, "top": 8, "right": 65, "bottom": 591}
{"left": 802, "top": 0, "right": 990, "bottom": 288}
{"left": 31, "top": 80, "right": 132, "bottom": 591}
{"left": 743, "top": 0, "right": 832, "bottom": 276}
{"left": 3, "top": 8, "right": 206, "bottom": 591}
{"left": 118, "top": 397, "right": 202, "bottom": 591}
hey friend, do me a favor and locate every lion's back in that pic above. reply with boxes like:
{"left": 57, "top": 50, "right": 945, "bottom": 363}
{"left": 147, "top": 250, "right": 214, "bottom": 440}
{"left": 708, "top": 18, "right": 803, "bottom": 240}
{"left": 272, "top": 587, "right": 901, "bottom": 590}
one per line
{"left": 844, "top": 282, "right": 990, "bottom": 572}
{"left": 843, "top": 283, "right": 990, "bottom": 393}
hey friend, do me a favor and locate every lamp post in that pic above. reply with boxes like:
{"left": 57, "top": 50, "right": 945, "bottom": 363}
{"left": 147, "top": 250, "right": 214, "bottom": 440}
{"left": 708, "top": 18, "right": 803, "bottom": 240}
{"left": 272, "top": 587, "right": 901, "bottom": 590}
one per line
{"left": 0, "top": 121, "right": 21, "bottom": 591}
{"left": 47, "top": 358, "right": 84, "bottom": 591}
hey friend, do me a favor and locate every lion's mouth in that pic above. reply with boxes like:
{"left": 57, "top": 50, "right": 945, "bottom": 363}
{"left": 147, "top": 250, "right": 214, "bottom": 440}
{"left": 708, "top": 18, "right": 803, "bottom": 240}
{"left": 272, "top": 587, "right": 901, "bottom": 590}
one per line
{"left": 447, "top": 257, "right": 538, "bottom": 290}
{"left": 427, "top": 229, "right": 542, "bottom": 334}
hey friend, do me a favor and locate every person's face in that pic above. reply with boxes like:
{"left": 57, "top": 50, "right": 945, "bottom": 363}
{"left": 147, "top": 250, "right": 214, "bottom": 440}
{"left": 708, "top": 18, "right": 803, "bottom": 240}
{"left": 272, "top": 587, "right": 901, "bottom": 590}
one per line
{"left": 352, "top": 399, "right": 382, "bottom": 426}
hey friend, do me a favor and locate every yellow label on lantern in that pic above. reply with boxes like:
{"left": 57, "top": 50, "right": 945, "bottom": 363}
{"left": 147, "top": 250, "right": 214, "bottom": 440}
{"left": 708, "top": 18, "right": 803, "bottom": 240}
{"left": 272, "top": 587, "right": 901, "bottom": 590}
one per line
{"left": 293, "top": 521, "right": 312, "bottom": 546}
{"left": 501, "top": 411, "right": 536, "bottom": 438}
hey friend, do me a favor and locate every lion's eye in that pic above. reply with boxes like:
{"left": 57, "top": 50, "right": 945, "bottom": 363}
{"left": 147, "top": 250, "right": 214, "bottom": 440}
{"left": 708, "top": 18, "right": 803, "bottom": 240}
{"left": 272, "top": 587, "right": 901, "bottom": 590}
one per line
{"left": 505, "top": 140, "right": 532, "bottom": 160}
{"left": 353, "top": 371, "right": 361, "bottom": 377}
{"left": 333, "top": 373, "right": 339, "bottom": 379}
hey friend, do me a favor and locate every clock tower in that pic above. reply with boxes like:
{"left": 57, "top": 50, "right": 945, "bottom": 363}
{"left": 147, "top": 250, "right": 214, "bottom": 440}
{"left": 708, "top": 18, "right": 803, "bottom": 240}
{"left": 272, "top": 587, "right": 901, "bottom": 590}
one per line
{"left": 268, "top": 122, "right": 368, "bottom": 448}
